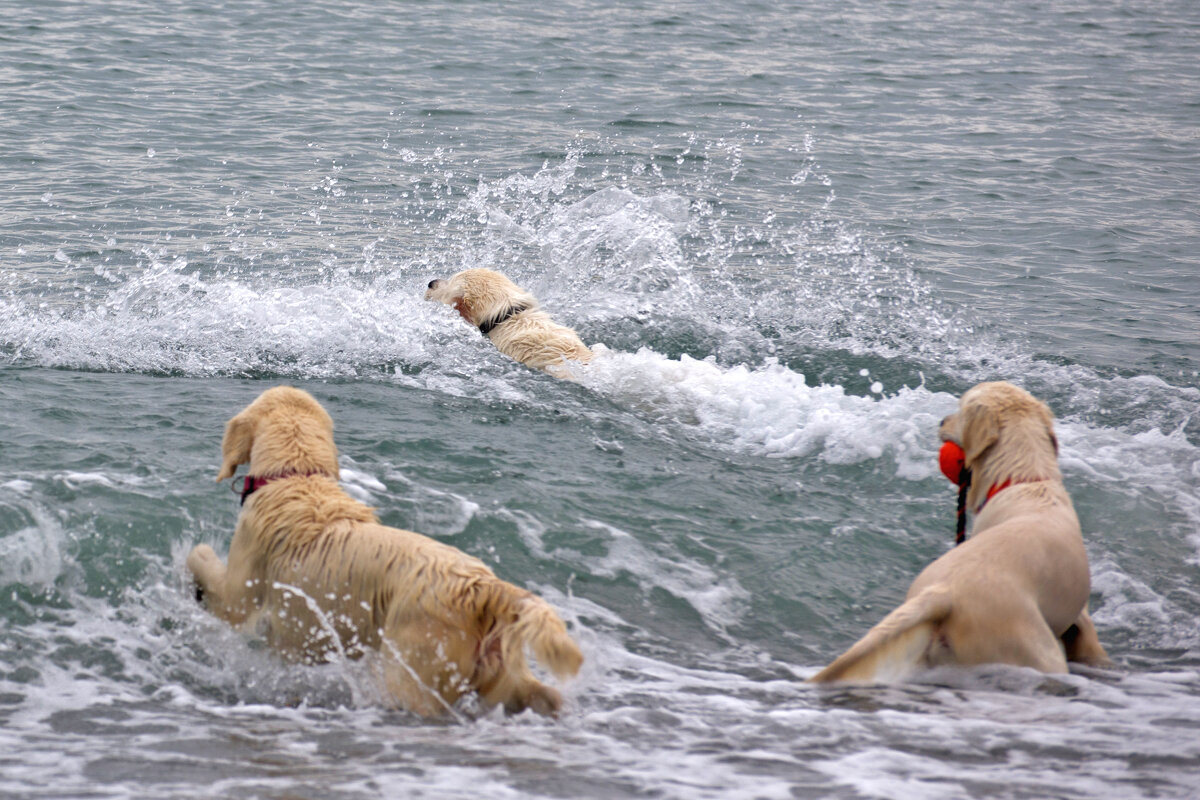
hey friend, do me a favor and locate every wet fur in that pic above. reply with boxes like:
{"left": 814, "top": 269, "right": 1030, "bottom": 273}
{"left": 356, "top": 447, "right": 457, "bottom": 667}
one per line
{"left": 186, "top": 386, "right": 582, "bottom": 716}
{"left": 425, "top": 268, "right": 592, "bottom": 378}
{"left": 811, "top": 381, "right": 1109, "bottom": 684}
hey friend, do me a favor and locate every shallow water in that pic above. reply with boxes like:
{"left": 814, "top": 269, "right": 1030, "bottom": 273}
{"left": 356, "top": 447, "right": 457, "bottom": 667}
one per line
{"left": 2, "top": 1, "right": 1199, "bottom": 798}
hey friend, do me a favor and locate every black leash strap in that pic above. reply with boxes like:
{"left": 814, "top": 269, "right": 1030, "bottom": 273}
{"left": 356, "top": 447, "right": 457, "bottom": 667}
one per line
{"left": 955, "top": 468, "right": 972, "bottom": 545}
{"left": 478, "top": 303, "right": 530, "bottom": 335}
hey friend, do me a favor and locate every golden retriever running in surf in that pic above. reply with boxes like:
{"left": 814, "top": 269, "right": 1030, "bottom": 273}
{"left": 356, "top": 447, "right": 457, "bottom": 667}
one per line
{"left": 811, "top": 381, "right": 1109, "bottom": 684}
{"left": 425, "top": 268, "right": 592, "bottom": 378}
{"left": 186, "top": 386, "right": 582, "bottom": 717}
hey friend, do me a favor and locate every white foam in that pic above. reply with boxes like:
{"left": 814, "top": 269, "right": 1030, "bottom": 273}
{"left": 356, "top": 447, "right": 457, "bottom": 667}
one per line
{"left": 536, "top": 186, "right": 691, "bottom": 294}
{"left": 383, "top": 470, "right": 481, "bottom": 537}
{"left": 59, "top": 471, "right": 118, "bottom": 488}
{"left": 1090, "top": 558, "right": 1198, "bottom": 649}
{"left": 457, "top": 161, "right": 715, "bottom": 325}
{"left": 581, "top": 518, "right": 748, "bottom": 630}
{"left": 580, "top": 345, "right": 956, "bottom": 475}
{"left": 496, "top": 509, "right": 748, "bottom": 632}
{"left": 337, "top": 460, "right": 387, "bottom": 504}
{"left": 1057, "top": 415, "right": 1200, "bottom": 562}
{"left": 0, "top": 505, "right": 64, "bottom": 587}
{"left": 0, "top": 264, "right": 447, "bottom": 379}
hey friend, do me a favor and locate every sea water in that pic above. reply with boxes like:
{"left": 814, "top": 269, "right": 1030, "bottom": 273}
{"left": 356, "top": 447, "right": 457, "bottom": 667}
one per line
{"left": 1, "top": 1, "right": 1198, "bottom": 797}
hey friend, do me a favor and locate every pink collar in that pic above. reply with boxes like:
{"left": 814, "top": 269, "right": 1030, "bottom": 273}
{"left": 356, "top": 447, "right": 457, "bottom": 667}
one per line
{"left": 238, "top": 472, "right": 321, "bottom": 505}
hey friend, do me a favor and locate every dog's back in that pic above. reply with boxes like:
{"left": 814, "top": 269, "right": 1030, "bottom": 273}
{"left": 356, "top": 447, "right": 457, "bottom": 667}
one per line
{"left": 238, "top": 476, "right": 582, "bottom": 714}
{"left": 488, "top": 307, "right": 593, "bottom": 375}
{"left": 425, "top": 268, "right": 593, "bottom": 376}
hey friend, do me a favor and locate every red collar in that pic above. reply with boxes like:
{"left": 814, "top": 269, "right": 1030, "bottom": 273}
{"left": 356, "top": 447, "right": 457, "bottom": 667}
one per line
{"left": 940, "top": 442, "right": 1045, "bottom": 541}
{"left": 975, "top": 478, "right": 1047, "bottom": 513}
{"left": 237, "top": 472, "right": 322, "bottom": 505}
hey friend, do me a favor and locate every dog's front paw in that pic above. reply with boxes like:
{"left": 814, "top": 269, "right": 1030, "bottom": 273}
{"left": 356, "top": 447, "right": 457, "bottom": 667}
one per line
{"left": 186, "top": 545, "right": 220, "bottom": 606}
{"left": 186, "top": 544, "right": 217, "bottom": 572}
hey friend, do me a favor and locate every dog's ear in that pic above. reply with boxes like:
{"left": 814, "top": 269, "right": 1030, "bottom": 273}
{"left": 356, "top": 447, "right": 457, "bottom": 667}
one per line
{"left": 1035, "top": 400, "right": 1059, "bottom": 456}
{"left": 215, "top": 413, "right": 254, "bottom": 481}
{"left": 960, "top": 398, "right": 999, "bottom": 468}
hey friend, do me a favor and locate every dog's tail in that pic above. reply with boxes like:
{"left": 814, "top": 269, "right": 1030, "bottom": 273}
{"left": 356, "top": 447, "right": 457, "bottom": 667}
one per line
{"left": 472, "top": 581, "right": 582, "bottom": 716}
{"left": 809, "top": 586, "right": 953, "bottom": 684}
{"left": 498, "top": 593, "right": 583, "bottom": 680}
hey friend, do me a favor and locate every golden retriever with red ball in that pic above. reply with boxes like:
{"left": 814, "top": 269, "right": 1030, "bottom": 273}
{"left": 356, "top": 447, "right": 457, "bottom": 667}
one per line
{"left": 187, "top": 386, "right": 582, "bottom": 716}
{"left": 811, "top": 381, "right": 1109, "bottom": 684}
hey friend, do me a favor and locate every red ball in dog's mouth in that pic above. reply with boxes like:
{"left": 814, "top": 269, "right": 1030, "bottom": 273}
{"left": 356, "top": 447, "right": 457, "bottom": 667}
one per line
{"left": 939, "top": 440, "right": 967, "bottom": 486}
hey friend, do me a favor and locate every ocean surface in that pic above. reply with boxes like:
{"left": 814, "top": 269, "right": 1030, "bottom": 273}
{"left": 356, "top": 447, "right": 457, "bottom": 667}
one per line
{"left": 2, "top": 0, "right": 1199, "bottom": 797}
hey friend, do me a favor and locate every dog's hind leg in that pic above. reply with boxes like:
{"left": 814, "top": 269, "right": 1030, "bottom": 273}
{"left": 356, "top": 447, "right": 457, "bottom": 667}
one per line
{"left": 377, "top": 620, "right": 476, "bottom": 717}
{"left": 810, "top": 585, "right": 953, "bottom": 684}
{"left": 378, "top": 658, "right": 455, "bottom": 717}
{"left": 998, "top": 614, "right": 1071, "bottom": 674}
{"left": 475, "top": 661, "right": 564, "bottom": 716}
{"left": 1062, "top": 609, "right": 1111, "bottom": 668}
{"left": 512, "top": 679, "right": 563, "bottom": 717}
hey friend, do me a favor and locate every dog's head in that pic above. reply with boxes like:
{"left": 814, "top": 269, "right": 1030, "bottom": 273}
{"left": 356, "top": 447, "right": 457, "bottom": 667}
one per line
{"left": 938, "top": 381, "right": 1060, "bottom": 486}
{"left": 215, "top": 386, "right": 340, "bottom": 482}
{"left": 424, "top": 268, "right": 537, "bottom": 329}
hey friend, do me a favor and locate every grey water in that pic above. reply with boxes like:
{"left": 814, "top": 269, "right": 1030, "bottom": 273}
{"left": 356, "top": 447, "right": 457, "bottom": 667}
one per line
{"left": 2, "top": 0, "right": 1199, "bottom": 798}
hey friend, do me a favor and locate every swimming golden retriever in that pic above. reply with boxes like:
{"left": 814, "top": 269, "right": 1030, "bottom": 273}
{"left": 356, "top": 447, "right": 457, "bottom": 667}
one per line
{"left": 186, "top": 386, "right": 583, "bottom": 717}
{"left": 811, "top": 381, "right": 1109, "bottom": 684}
{"left": 424, "top": 268, "right": 592, "bottom": 378}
